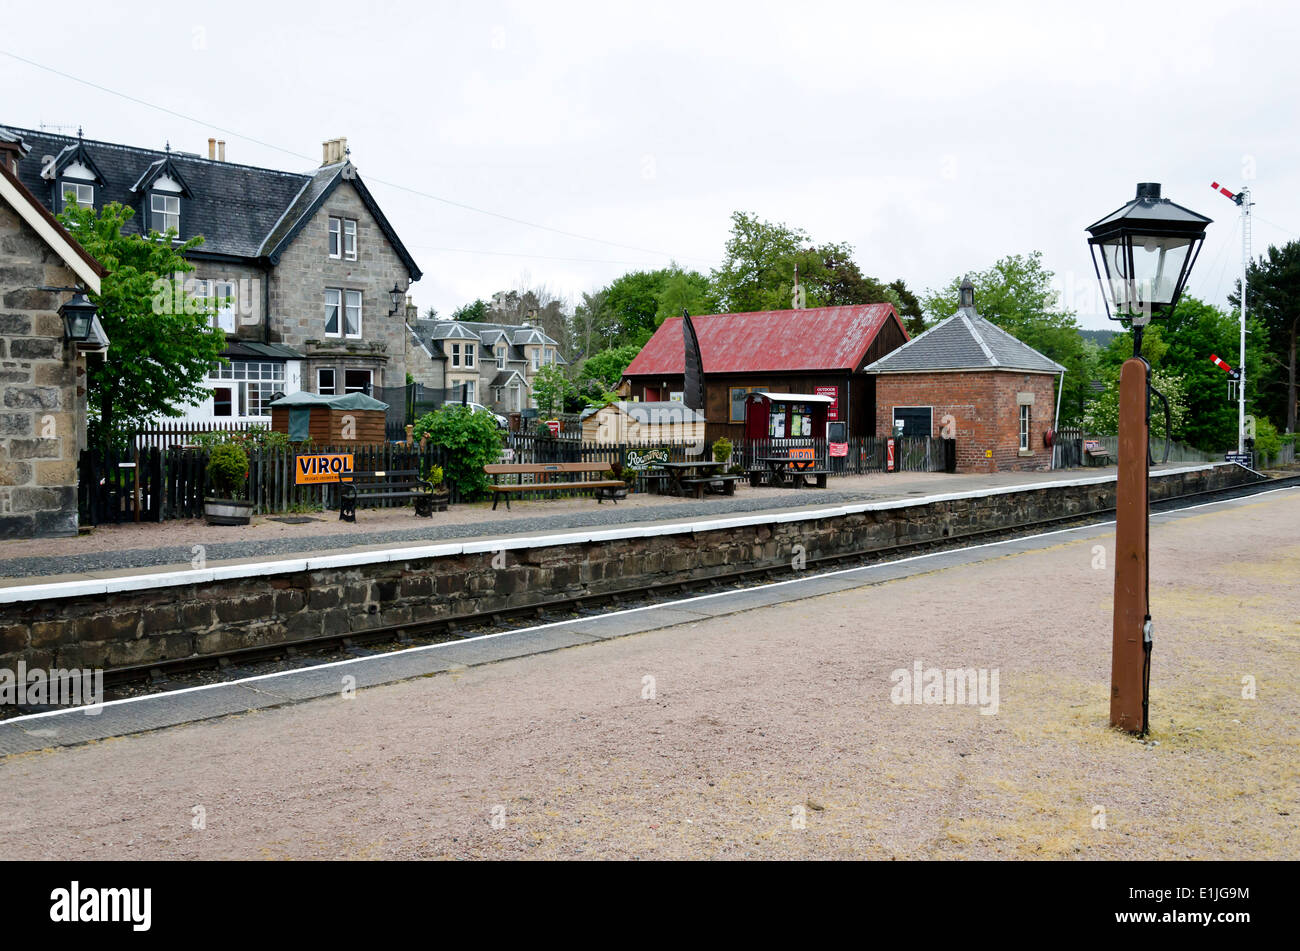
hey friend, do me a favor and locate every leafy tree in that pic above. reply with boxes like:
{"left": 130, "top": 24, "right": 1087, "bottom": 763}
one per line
{"left": 888, "top": 279, "right": 926, "bottom": 336}
{"left": 57, "top": 201, "right": 226, "bottom": 450}
{"left": 1234, "top": 240, "right": 1300, "bottom": 432}
{"left": 654, "top": 265, "right": 717, "bottom": 325}
{"left": 451, "top": 299, "right": 488, "bottom": 321}
{"left": 422, "top": 306, "right": 438, "bottom": 320}
{"left": 1087, "top": 297, "right": 1264, "bottom": 450}
{"left": 709, "top": 212, "right": 918, "bottom": 321}
{"left": 1083, "top": 366, "right": 1189, "bottom": 439}
{"left": 412, "top": 404, "right": 503, "bottom": 500}
{"left": 710, "top": 212, "right": 821, "bottom": 312}
{"left": 572, "top": 288, "right": 620, "bottom": 358}
{"left": 578, "top": 344, "right": 643, "bottom": 389}
{"left": 924, "top": 252, "right": 1090, "bottom": 426}
{"left": 530, "top": 364, "right": 575, "bottom": 415}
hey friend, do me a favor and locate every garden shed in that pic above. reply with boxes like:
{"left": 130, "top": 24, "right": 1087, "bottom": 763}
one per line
{"left": 579, "top": 401, "right": 705, "bottom": 444}
{"left": 269, "top": 392, "right": 389, "bottom": 443}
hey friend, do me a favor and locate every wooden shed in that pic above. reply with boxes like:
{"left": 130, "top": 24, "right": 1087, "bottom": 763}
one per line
{"left": 579, "top": 401, "right": 705, "bottom": 445}
{"left": 270, "top": 392, "right": 389, "bottom": 444}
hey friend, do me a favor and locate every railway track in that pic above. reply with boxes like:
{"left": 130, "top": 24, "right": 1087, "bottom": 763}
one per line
{"left": 78, "top": 469, "right": 1299, "bottom": 698}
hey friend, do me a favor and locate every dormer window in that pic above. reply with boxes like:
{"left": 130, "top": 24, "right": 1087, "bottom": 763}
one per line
{"left": 151, "top": 193, "right": 180, "bottom": 233}
{"left": 495, "top": 346, "right": 505, "bottom": 369}
{"left": 61, "top": 182, "right": 94, "bottom": 210}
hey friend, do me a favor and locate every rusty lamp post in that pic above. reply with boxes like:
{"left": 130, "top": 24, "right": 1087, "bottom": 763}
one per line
{"left": 1086, "top": 183, "right": 1211, "bottom": 734}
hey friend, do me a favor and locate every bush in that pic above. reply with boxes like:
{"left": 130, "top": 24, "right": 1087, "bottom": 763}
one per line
{"left": 1252, "top": 416, "right": 1282, "bottom": 459}
{"left": 413, "top": 405, "right": 503, "bottom": 501}
{"left": 425, "top": 464, "right": 444, "bottom": 487}
{"left": 728, "top": 463, "right": 745, "bottom": 476}
{"left": 712, "top": 437, "right": 733, "bottom": 464}
{"left": 206, "top": 443, "right": 249, "bottom": 499}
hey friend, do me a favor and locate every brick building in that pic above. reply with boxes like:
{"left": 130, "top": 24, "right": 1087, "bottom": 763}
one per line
{"left": 1, "top": 126, "right": 421, "bottom": 424}
{"left": 0, "top": 142, "right": 108, "bottom": 537}
{"left": 622, "top": 304, "right": 909, "bottom": 442}
{"left": 864, "top": 279, "right": 1064, "bottom": 473}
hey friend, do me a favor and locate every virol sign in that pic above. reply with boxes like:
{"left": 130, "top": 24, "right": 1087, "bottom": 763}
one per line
{"left": 295, "top": 453, "right": 355, "bottom": 484}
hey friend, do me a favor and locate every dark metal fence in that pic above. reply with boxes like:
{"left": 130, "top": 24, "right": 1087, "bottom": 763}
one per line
{"left": 79, "top": 433, "right": 952, "bottom": 524}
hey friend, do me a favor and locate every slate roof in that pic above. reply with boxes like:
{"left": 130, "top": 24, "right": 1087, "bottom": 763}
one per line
{"left": 408, "top": 319, "right": 566, "bottom": 364}
{"left": 863, "top": 306, "right": 1065, "bottom": 374}
{"left": 0, "top": 125, "right": 420, "bottom": 277}
{"left": 624, "top": 304, "right": 906, "bottom": 376}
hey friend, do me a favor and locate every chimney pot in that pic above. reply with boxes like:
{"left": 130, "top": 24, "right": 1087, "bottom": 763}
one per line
{"left": 208, "top": 137, "right": 216, "bottom": 160}
{"left": 218, "top": 140, "right": 226, "bottom": 162}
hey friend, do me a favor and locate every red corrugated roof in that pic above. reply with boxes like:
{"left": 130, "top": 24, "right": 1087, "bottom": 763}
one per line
{"left": 623, "top": 304, "right": 907, "bottom": 376}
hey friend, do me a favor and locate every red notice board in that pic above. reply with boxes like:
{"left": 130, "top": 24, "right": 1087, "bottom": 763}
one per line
{"left": 814, "top": 385, "right": 839, "bottom": 421}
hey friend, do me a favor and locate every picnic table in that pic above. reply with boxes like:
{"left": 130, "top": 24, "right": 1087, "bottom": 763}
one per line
{"left": 752, "top": 453, "right": 829, "bottom": 489}
{"left": 660, "top": 460, "right": 729, "bottom": 498}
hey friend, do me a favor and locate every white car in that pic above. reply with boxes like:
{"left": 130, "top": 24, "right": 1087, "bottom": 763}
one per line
{"left": 464, "top": 401, "right": 509, "bottom": 429}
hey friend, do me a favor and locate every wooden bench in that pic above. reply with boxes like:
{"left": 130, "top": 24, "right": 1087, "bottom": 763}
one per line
{"left": 483, "top": 462, "right": 626, "bottom": 511}
{"left": 339, "top": 469, "right": 434, "bottom": 522}
{"left": 1083, "top": 441, "right": 1112, "bottom": 466}
{"left": 679, "top": 474, "right": 742, "bottom": 499}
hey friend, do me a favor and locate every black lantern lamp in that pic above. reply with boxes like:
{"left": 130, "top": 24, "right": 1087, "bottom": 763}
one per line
{"left": 1086, "top": 183, "right": 1211, "bottom": 341}
{"left": 59, "top": 291, "right": 98, "bottom": 342}
{"left": 389, "top": 283, "right": 405, "bottom": 316}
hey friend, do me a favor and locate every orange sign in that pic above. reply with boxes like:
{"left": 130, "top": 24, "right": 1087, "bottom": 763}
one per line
{"left": 295, "top": 453, "right": 354, "bottom": 484}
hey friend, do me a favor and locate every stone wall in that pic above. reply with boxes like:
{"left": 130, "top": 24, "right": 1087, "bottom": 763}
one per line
{"left": 0, "top": 201, "right": 85, "bottom": 538}
{"left": 0, "top": 464, "right": 1260, "bottom": 671}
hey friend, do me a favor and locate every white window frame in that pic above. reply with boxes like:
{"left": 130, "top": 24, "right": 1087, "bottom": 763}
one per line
{"left": 343, "top": 219, "right": 357, "bottom": 261}
{"left": 495, "top": 346, "right": 505, "bottom": 369}
{"left": 1019, "top": 404, "right": 1031, "bottom": 451}
{"left": 328, "top": 217, "right": 341, "bottom": 258}
{"left": 61, "top": 182, "right": 93, "bottom": 209}
{"left": 464, "top": 344, "right": 475, "bottom": 369}
{"left": 151, "top": 193, "right": 180, "bottom": 233}
{"left": 206, "top": 360, "right": 284, "bottom": 418}
{"left": 450, "top": 343, "right": 461, "bottom": 368}
{"left": 530, "top": 348, "right": 539, "bottom": 371}
{"left": 344, "top": 290, "right": 362, "bottom": 338}
{"left": 318, "top": 368, "right": 337, "bottom": 395}
{"left": 325, "top": 288, "right": 342, "bottom": 337}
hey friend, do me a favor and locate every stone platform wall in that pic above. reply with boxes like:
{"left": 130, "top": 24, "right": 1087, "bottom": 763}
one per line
{"left": 0, "top": 465, "right": 1261, "bottom": 672}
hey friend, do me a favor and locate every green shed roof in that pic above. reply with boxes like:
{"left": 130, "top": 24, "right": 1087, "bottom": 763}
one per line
{"left": 268, "top": 391, "right": 389, "bottom": 411}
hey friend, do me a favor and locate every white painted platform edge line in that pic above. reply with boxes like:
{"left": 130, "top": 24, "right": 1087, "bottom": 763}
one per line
{"left": 6, "top": 477, "right": 1285, "bottom": 728}
{"left": 0, "top": 463, "right": 1231, "bottom": 604}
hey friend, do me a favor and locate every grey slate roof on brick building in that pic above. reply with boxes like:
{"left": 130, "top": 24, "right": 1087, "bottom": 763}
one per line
{"left": 0, "top": 125, "right": 420, "bottom": 277}
{"left": 863, "top": 307, "right": 1064, "bottom": 374}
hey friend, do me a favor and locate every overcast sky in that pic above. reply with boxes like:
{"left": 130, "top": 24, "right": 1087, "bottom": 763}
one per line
{"left": 3, "top": 0, "right": 1296, "bottom": 330}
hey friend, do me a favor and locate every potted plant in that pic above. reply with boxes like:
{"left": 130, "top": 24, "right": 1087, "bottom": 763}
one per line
{"left": 597, "top": 467, "right": 629, "bottom": 502}
{"left": 204, "top": 442, "right": 252, "bottom": 525}
{"left": 426, "top": 464, "right": 450, "bottom": 512}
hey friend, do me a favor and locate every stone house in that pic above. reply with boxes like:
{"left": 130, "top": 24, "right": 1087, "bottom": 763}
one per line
{"left": 407, "top": 318, "right": 566, "bottom": 414}
{"left": 863, "top": 279, "right": 1065, "bottom": 473}
{"left": 1, "top": 126, "right": 421, "bottom": 425}
{"left": 0, "top": 140, "right": 108, "bottom": 537}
